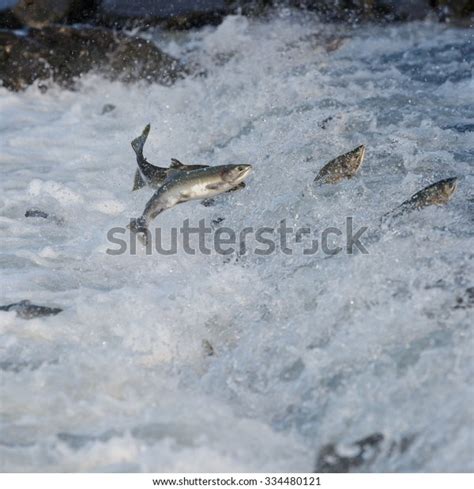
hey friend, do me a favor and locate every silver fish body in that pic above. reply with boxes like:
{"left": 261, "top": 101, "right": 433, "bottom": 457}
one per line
{"left": 129, "top": 164, "right": 252, "bottom": 242}
{"left": 314, "top": 145, "right": 365, "bottom": 185}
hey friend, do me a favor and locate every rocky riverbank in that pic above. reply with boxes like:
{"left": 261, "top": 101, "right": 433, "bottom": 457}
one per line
{"left": 1, "top": 1, "right": 472, "bottom": 29}
{"left": 0, "top": 25, "right": 186, "bottom": 91}
{"left": 0, "top": 1, "right": 472, "bottom": 91}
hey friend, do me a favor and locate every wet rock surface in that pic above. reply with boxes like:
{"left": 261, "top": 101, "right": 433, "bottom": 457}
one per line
{"left": 0, "top": 25, "right": 186, "bottom": 91}
{"left": 435, "top": 0, "right": 474, "bottom": 20}
{"left": 0, "top": 0, "right": 21, "bottom": 28}
{"left": 98, "top": 0, "right": 232, "bottom": 29}
{"left": 285, "top": 1, "right": 473, "bottom": 22}
{"left": 2, "top": 1, "right": 472, "bottom": 31}
{"left": 12, "top": 0, "right": 97, "bottom": 27}
{"left": 0, "top": 0, "right": 97, "bottom": 28}
{"left": 1, "top": 1, "right": 471, "bottom": 91}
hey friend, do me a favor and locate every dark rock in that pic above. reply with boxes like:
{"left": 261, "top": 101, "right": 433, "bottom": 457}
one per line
{"left": 260, "top": 1, "right": 472, "bottom": 22}
{"left": 160, "top": 10, "right": 227, "bottom": 30}
{"left": 319, "top": 116, "right": 334, "bottom": 130}
{"left": 268, "top": 1, "right": 370, "bottom": 22}
{"left": 2, "top": 1, "right": 473, "bottom": 31}
{"left": 0, "top": 300, "right": 63, "bottom": 319}
{"left": 101, "top": 103, "right": 116, "bottom": 114}
{"left": 296, "top": 1, "right": 434, "bottom": 21}
{"left": 95, "top": 1, "right": 274, "bottom": 30}
{"left": 434, "top": 1, "right": 474, "bottom": 21}
{"left": 454, "top": 287, "right": 474, "bottom": 309}
{"left": 0, "top": 0, "right": 98, "bottom": 28}
{"left": 14, "top": 0, "right": 74, "bottom": 27}
{"left": 0, "top": 31, "right": 50, "bottom": 91}
{"left": 202, "top": 339, "right": 215, "bottom": 356}
{"left": 443, "top": 123, "right": 474, "bottom": 133}
{"left": 316, "top": 433, "right": 385, "bottom": 473}
{"left": 25, "top": 208, "right": 64, "bottom": 224}
{"left": 97, "top": 0, "right": 233, "bottom": 29}
{"left": 211, "top": 216, "right": 225, "bottom": 226}
{"left": 375, "top": 0, "right": 432, "bottom": 20}
{"left": 315, "top": 432, "right": 417, "bottom": 472}
{"left": 25, "top": 208, "right": 49, "bottom": 219}
{"left": 100, "top": 0, "right": 226, "bottom": 18}
{"left": 0, "top": 26, "right": 186, "bottom": 91}
{"left": 0, "top": 0, "right": 22, "bottom": 28}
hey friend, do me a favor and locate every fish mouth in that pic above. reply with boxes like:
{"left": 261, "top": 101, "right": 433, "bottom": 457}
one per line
{"left": 445, "top": 177, "right": 458, "bottom": 196}
{"left": 354, "top": 145, "right": 366, "bottom": 165}
{"left": 236, "top": 165, "right": 252, "bottom": 181}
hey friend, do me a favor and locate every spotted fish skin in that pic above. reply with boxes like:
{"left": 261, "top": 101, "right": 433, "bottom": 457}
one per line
{"left": 0, "top": 300, "right": 62, "bottom": 319}
{"left": 314, "top": 145, "right": 366, "bottom": 185}
{"left": 401, "top": 177, "right": 458, "bottom": 209}
{"left": 385, "top": 177, "right": 458, "bottom": 220}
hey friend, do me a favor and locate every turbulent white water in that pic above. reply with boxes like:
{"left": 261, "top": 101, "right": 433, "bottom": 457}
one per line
{"left": 0, "top": 13, "right": 473, "bottom": 472}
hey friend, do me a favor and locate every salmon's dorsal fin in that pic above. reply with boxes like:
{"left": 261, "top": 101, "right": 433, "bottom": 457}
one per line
{"left": 170, "top": 158, "right": 185, "bottom": 169}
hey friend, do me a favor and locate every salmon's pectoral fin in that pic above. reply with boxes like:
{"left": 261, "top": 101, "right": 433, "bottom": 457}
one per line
{"left": 206, "top": 184, "right": 221, "bottom": 190}
{"left": 225, "top": 182, "right": 246, "bottom": 193}
{"left": 170, "top": 158, "right": 185, "bottom": 169}
{"left": 132, "top": 169, "right": 146, "bottom": 191}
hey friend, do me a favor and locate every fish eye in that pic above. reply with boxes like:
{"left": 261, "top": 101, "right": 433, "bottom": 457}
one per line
{"left": 238, "top": 165, "right": 246, "bottom": 171}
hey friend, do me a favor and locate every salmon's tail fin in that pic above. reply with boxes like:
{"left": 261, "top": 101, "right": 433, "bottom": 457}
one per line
{"left": 131, "top": 124, "right": 151, "bottom": 158}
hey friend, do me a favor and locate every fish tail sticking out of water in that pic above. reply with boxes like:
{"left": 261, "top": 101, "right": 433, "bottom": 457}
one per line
{"left": 131, "top": 124, "right": 168, "bottom": 191}
{"left": 131, "top": 123, "right": 150, "bottom": 158}
{"left": 382, "top": 177, "right": 458, "bottom": 223}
